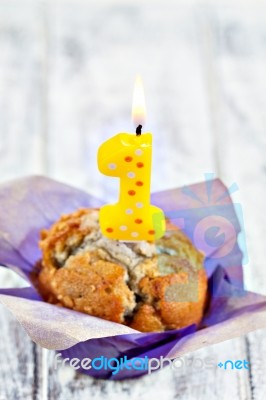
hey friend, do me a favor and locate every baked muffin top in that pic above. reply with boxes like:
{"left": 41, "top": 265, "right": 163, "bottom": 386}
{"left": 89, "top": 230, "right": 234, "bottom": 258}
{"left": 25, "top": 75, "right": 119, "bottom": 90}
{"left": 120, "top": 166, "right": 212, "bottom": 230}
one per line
{"left": 37, "top": 208, "right": 207, "bottom": 331}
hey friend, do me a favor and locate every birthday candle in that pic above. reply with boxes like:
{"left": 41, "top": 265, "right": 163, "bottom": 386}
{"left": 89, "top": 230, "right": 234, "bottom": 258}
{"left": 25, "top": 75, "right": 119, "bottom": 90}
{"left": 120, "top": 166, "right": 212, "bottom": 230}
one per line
{"left": 97, "top": 76, "right": 165, "bottom": 241}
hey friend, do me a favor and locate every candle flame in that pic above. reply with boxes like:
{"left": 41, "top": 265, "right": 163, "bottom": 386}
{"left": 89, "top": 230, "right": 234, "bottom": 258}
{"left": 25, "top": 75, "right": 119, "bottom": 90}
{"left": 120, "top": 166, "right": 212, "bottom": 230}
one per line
{"left": 132, "top": 75, "right": 146, "bottom": 126}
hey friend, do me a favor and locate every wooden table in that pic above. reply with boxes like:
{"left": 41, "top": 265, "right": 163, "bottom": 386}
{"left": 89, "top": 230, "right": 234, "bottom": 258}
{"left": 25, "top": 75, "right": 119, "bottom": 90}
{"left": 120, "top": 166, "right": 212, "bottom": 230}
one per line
{"left": 0, "top": 1, "right": 266, "bottom": 398}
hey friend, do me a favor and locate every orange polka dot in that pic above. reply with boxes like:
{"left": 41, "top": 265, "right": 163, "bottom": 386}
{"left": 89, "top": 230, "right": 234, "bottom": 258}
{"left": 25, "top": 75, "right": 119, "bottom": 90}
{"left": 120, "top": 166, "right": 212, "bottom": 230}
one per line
{"left": 136, "top": 162, "right": 144, "bottom": 168}
{"left": 125, "top": 156, "right": 133, "bottom": 162}
{"left": 106, "top": 227, "right": 113, "bottom": 233}
{"left": 136, "top": 181, "right": 143, "bottom": 186}
{"left": 135, "top": 219, "right": 142, "bottom": 224}
{"left": 128, "top": 190, "right": 136, "bottom": 196}
{"left": 148, "top": 230, "right": 155, "bottom": 235}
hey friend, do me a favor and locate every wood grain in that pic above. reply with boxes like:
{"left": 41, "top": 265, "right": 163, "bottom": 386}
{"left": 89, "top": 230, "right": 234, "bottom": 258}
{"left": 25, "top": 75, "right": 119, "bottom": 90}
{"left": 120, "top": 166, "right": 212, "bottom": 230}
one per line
{"left": 206, "top": 6, "right": 266, "bottom": 400}
{"left": 0, "top": 2, "right": 46, "bottom": 399}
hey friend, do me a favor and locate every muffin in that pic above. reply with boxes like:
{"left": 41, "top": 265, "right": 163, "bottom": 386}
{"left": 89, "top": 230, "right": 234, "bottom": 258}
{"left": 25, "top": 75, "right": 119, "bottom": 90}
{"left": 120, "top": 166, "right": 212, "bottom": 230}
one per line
{"left": 36, "top": 208, "right": 208, "bottom": 332}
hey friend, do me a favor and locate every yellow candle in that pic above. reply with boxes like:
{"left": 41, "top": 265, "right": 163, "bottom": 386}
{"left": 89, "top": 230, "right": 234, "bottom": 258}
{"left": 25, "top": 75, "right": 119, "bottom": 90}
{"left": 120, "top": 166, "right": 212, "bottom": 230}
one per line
{"left": 97, "top": 132, "right": 165, "bottom": 241}
{"left": 97, "top": 75, "right": 165, "bottom": 241}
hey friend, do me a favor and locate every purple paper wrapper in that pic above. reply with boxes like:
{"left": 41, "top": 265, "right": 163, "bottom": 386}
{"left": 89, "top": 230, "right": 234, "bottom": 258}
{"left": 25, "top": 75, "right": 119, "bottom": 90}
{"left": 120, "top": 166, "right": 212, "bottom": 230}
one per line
{"left": 1, "top": 175, "right": 266, "bottom": 380}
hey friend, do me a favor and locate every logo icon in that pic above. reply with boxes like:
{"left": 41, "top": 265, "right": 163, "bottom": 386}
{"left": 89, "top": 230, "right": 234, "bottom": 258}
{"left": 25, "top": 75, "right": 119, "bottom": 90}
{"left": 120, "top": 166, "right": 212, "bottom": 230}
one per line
{"left": 161, "top": 173, "right": 248, "bottom": 300}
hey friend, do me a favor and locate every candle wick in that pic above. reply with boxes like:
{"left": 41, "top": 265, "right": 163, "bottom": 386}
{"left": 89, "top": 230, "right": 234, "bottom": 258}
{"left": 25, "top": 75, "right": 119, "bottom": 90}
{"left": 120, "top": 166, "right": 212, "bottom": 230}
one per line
{"left": 136, "top": 125, "right": 142, "bottom": 136}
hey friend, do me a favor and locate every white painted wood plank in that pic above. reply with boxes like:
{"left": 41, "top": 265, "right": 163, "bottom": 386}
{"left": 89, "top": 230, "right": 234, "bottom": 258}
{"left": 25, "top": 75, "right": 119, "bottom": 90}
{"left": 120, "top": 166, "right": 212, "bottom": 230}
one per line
{"left": 45, "top": 3, "right": 251, "bottom": 399}
{"left": 0, "top": 2, "right": 46, "bottom": 180}
{"left": 201, "top": 6, "right": 266, "bottom": 400}
{"left": 0, "top": 2, "right": 47, "bottom": 399}
{"left": 0, "top": 309, "right": 37, "bottom": 400}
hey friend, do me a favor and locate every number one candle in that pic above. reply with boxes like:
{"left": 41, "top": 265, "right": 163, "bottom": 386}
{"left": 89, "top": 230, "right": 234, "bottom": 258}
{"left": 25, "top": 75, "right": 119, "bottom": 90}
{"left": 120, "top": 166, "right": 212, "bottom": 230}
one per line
{"left": 97, "top": 75, "right": 166, "bottom": 241}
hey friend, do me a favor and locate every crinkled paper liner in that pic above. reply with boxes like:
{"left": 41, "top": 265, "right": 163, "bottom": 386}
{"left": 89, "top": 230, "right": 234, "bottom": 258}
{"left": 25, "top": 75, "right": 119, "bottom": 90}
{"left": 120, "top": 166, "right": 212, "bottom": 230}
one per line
{"left": 0, "top": 176, "right": 266, "bottom": 380}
